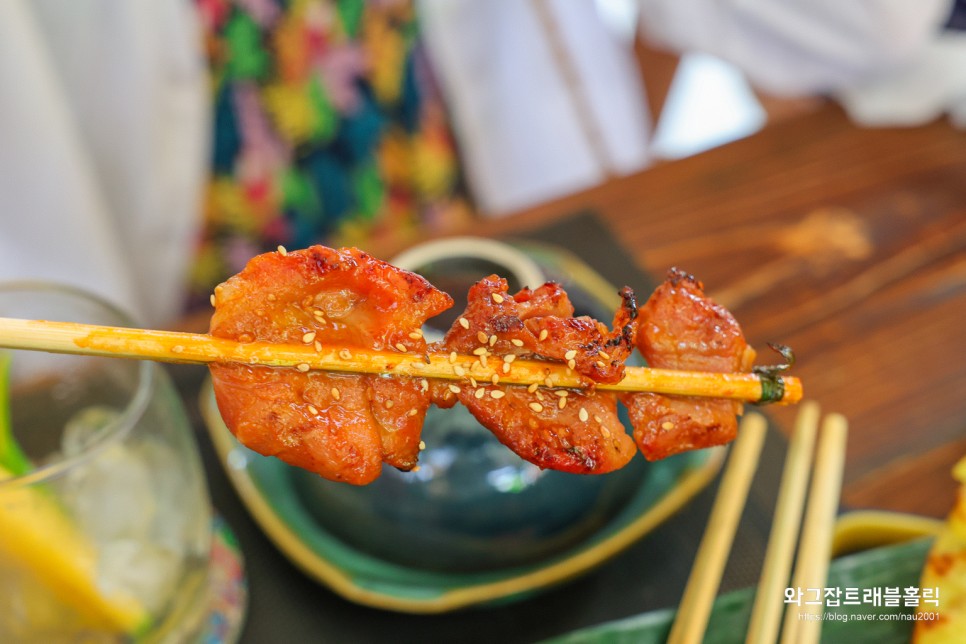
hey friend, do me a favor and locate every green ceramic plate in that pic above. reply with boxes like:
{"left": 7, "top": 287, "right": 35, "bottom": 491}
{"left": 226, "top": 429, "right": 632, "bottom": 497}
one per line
{"left": 200, "top": 242, "right": 725, "bottom": 613}
{"left": 202, "top": 382, "right": 722, "bottom": 613}
{"left": 546, "top": 538, "right": 935, "bottom": 644}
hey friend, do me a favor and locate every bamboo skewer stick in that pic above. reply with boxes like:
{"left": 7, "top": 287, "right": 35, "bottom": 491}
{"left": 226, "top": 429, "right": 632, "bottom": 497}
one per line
{"left": 666, "top": 413, "right": 769, "bottom": 644}
{"left": 745, "top": 402, "right": 821, "bottom": 644}
{"left": 0, "top": 317, "right": 802, "bottom": 403}
{"left": 780, "top": 413, "right": 849, "bottom": 644}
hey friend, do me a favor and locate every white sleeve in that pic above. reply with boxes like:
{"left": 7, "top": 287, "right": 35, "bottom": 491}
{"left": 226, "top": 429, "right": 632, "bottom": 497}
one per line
{"left": 419, "top": 0, "right": 651, "bottom": 215}
{"left": 0, "top": 0, "right": 207, "bottom": 325}
{"left": 638, "top": 0, "right": 954, "bottom": 95}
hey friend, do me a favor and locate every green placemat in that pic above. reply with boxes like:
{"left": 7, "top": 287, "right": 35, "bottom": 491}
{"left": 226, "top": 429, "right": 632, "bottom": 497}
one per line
{"left": 547, "top": 539, "right": 931, "bottom": 644}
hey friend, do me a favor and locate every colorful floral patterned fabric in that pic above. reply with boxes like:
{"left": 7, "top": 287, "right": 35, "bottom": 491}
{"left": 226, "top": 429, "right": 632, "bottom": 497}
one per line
{"left": 190, "top": 0, "right": 470, "bottom": 306}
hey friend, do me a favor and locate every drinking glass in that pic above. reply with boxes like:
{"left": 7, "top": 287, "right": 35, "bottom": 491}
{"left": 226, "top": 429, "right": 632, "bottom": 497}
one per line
{"left": 0, "top": 283, "right": 213, "bottom": 642}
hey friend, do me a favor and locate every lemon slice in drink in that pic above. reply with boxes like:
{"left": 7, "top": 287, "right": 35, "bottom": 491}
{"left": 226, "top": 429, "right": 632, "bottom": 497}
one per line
{"left": 0, "top": 466, "right": 149, "bottom": 634}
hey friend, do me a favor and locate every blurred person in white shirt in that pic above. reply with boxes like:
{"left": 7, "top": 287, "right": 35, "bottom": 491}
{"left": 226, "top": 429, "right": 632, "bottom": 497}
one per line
{"left": 3, "top": 0, "right": 962, "bottom": 327}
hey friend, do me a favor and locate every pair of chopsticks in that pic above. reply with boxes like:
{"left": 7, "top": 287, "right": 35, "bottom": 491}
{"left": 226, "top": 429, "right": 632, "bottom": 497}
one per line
{"left": 0, "top": 317, "right": 803, "bottom": 404}
{"left": 667, "top": 402, "right": 848, "bottom": 644}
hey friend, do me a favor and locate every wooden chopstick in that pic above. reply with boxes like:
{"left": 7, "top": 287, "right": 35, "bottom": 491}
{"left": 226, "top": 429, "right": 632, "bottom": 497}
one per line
{"left": 667, "top": 413, "right": 769, "bottom": 644}
{"left": 0, "top": 317, "right": 803, "bottom": 403}
{"left": 780, "top": 413, "right": 849, "bottom": 644}
{"left": 746, "top": 402, "right": 821, "bottom": 643}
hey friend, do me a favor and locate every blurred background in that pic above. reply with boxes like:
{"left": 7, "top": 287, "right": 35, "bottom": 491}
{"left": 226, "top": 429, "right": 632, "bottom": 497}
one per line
{"left": 4, "top": 0, "right": 960, "bottom": 328}
{"left": 2, "top": 1, "right": 965, "bottom": 641}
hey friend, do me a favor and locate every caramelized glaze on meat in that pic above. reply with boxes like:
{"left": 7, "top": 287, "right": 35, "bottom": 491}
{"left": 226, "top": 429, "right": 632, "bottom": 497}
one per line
{"left": 621, "top": 268, "right": 755, "bottom": 460}
{"left": 432, "top": 276, "right": 638, "bottom": 474}
{"left": 209, "top": 246, "right": 453, "bottom": 484}
{"left": 207, "top": 241, "right": 766, "bottom": 483}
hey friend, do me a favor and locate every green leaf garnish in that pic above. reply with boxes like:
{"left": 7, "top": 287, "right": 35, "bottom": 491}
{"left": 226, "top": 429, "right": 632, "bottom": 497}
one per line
{"left": 753, "top": 343, "right": 796, "bottom": 405}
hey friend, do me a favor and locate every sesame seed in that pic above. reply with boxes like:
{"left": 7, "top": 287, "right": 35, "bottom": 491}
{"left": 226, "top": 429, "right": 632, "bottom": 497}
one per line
{"left": 297, "top": 363, "right": 311, "bottom": 372}
{"left": 331, "top": 387, "right": 341, "bottom": 400}
{"left": 210, "top": 294, "right": 216, "bottom": 307}
{"left": 409, "top": 408, "right": 419, "bottom": 417}
{"left": 529, "top": 402, "right": 544, "bottom": 413}
{"left": 567, "top": 359, "right": 576, "bottom": 370}
{"left": 544, "top": 377, "right": 554, "bottom": 388}
{"left": 491, "top": 293, "right": 505, "bottom": 304}
{"left": 307, "top": 405, "right": 319, "bottom": 415}
{"left": 475, "top": 388, "right": 485, "bottom": 399}
{"left": 394, "top": 343, "right": 408, "bottom": 353}
{"left": 511, "top": 338, "right": 525, "bottom": 347}
{"left": 594, "top": 415, "right": 604, "bottom": 424}
{"left": 277, "top": 245, "right": 288, "bottom": 256}
{"left": 502, "top": 363, "right": 511, "bottom": 374}
{"left": 528, "top": 383, "right": 539, "bottom": 393}
{"left": 599, "top": 351, "right": 611, "bottom": 360}
{"left": 558, "top": 398, "right": 567, "bottom": 409}
{"left": 491, "top": 374, "right": 500, "bottom": 385}
{"left": 314, "top": 341, "right": 322, "bottom": 352}
{"left": 491, "top": 390, "right": 506, "bottom": 399}
{"left": 470, "top": 377, "right": 478, "bottom": 388}
{"left": 596, "top": 360, "right": 607, "bottom": 368}
{"left": 171, "top": 345, "right": 185, "bottom": 354}
{"left": 459, "top": 317, "right": 470, "bottom": 329}
{"left": 385, "top": 400, "right": 394, "bottom": 409}
{"left": 449, "top": 351, "right": 458, "bottom": 364}
{"left": 489, "top": 334, "right": 497, "bottom": 346}
{"left": 448, "top": 384, "right": 461, "bottom": 394}
{"left": 579, "top": 408, "right": 589, "bottom": 422}
{"left": 420, "top": 378, "right": 429, "bottom": 391}
{"left": 419, "top": 440, "right": 426, "bottom": 450}
{"left": 535, "top": 391, "right": 545, "bottom": 401}
{"left": 555, "top": 390, "right": 568, "bottom": 397}
{"left": 454, "top": 365, "right": 466, "bottom": 377}
{"left": 601, "top": 427, "right": 611, "bottom": 438}
{"left": 472, "top": 347, "right": 488, "bottom": 356}
{"left": 409, "top": 330, "right": 423, "bottom": 340}
{"left": 302, "top": 332, "right": 317, "bottom": 344}
{"left": 477, "top": 331, "right": 489, "bottom": 344}
{"left": 339, "top": 349, "right": 352, "bottom": 360}
{"left": 479, "top": 355, "right": 488, "bottom": 368}
{"left": 564, "top": 350, "right": 577, "bottom": 360}
{"left": 538, "top": 329, "right": 548, "bottom": 341}
{"left": 661, "top": 421, "right": 675, "bottom": 430}
{"left": 503, "top": 354, "right": 516, "bottom": 363}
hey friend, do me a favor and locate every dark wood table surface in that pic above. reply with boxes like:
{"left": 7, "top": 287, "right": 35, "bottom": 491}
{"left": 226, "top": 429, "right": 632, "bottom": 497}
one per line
{"left": 463, "top": 103, "right": 966, "bottom": 520}
{"left": 185, "top": 103, "right": 966, "bottom": 642}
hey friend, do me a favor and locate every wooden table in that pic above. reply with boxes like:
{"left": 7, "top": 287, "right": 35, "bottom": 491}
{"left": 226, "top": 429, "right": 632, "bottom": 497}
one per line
{"left": 181, "top": 103, "right": 966, "bottom": 643}
{"left": 451, "top": 103, "right": 966, "bottom": 519}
